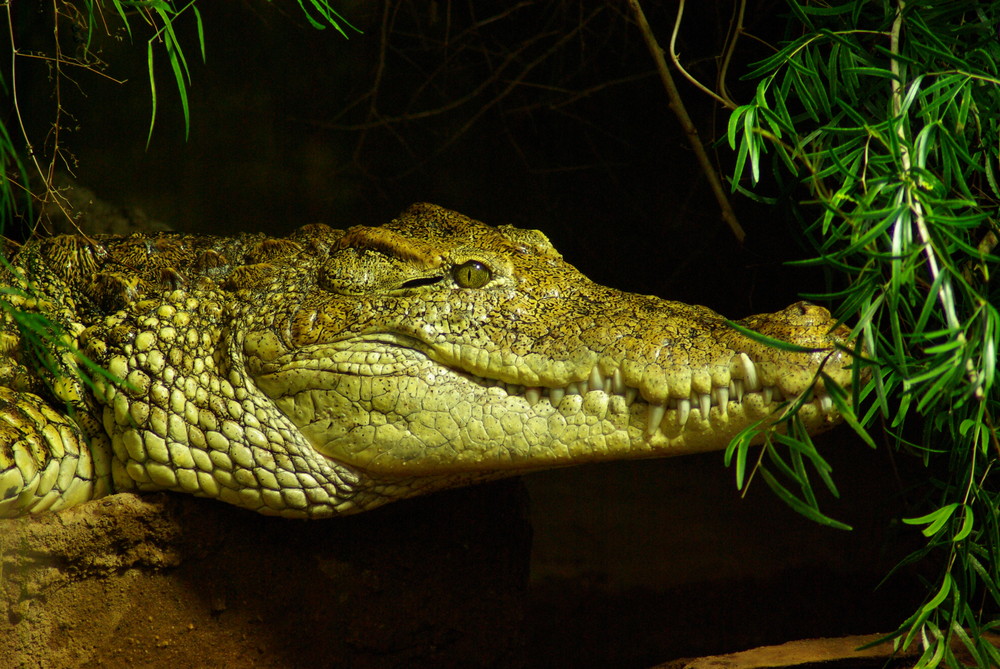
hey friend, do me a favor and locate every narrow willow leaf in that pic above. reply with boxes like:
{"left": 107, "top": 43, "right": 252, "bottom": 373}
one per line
{"left": 110, "top": 0, "right": 133, "bottom": 38}
{"left": 922, "top": 572, "right": 953, "bottom": 614}
{"left": 953, "top": 505, "right": 974, "bottom": 542}
{"left": 985, "top": 158, "right": 1000, "bottom": 198}
{"left": 913, "top": 637, "right": 946, "bottom": 669}
{"left": 822, "top": 371, "right": 877, "bottom": 449}
{"left": 193, "top": 5, "right": 206, "bottom": 61}
{"left": 743, "top": 106, "right": 762, "bottom": 183}
{"left": 723, "top": 319, "right": 827, "bottom": 353}
{"left": 146, "top": 41, "right": 157, "bottom": 148}
{"left": 727, "top": 105, "right": 749, "bottom": 149}
{"left": 759, "top": 468, "right": 852, "bottom": 530}
{"left": 724, "top": 419, "right": 766, "bottom": 490}
{"left": 904, "top": 503, "right": 960, "bottom": 537}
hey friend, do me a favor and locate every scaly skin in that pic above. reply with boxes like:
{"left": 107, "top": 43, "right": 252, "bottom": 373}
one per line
{"left": 0, "top": 203, "right": 856, "bottom": 518}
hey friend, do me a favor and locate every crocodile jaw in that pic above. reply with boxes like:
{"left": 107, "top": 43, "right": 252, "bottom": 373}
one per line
{"left": 255, "top": 348, "right": 837, "bottom": 477}
{"left": 247, "top": 300, "right": 853, "bottom": 482}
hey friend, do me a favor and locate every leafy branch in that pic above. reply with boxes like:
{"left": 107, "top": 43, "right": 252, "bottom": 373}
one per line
{"left": 725, "top": 1, "right": 1000, "bottom": 665}
{"left": 1, "top": 0, "right": 356, "bottom": 234}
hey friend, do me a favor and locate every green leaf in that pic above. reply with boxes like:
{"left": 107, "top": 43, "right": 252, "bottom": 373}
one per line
{"left": 146, "top": 41, "right": 158, "bottom": 148}
{"left": 903, "top": 503, "right": 960, "bottom": 537}
{"left": 953, "top": 505, "right": 974, "bottom": 542}
{"left": 723, "top": 318, "right": 830, "bottom": 353}
{"left": 821, "top": 371, "right": 877, "bottom": 449}
{"left": 922, "top": 572, "right": 953, "bottom": 615}
{"left": 759, "top": 468, "right": 852, "bottom": 530}
{"left": 724, "top": 419, "right": 767, "bottom": 490}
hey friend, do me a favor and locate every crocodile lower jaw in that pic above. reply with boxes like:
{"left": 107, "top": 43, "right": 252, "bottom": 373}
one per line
{"left": 251, "top": 336, "right": 842, "bottom": 477}
{"left": 472, "top": 365, "right": 836, "bottom": 436}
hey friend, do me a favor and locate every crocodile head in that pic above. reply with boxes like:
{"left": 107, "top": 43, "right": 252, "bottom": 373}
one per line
{"left": 236, "top": 203, "right": 856, "bottom": 513}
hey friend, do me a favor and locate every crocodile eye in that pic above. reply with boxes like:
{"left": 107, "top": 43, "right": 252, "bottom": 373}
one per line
{"left": 453, "top": 260, "right": 491, "bottom": 288}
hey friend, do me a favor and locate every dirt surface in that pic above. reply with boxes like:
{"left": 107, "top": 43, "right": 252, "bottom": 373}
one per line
{"left": 1, "top": 482, "right": 531, "bottom": 668}
{"left": 2, "top": 439, "right": 918, "bottom": 669}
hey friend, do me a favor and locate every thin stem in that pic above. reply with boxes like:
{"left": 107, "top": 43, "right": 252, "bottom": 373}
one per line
{"left": 889, "top": 1, "right": 960, "bottom": 333}
{"left": 668, "top": 0, "right": 738, "bottom": 110}
{"left": 716, "top": 0, "right": 747, "bottom": 106}
{"left": 627, "top": 0, "right": 745, "bottom": 243}
{"left": 4, "top": 1, "right": 75, "bottom": 232}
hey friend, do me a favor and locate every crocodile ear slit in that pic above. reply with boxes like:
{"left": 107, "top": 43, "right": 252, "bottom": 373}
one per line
{"left": 399, "top": 276, "right": 444, "bottom": 289}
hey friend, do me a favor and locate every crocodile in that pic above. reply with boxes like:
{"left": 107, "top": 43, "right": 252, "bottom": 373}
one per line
{"left": 0, "top": 203, "right": 857, "bottom": 519}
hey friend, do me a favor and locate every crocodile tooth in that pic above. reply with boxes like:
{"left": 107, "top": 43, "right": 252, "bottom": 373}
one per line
{"left": 646, "top": 403, "right": 666, "bottom": 435}
{"left": 698, "top": 393, "right": 711, "bottom": 418}
{"left": 677, "top": 398, "right": 691, "bottom": 426}
{"left": 589, "top": 367, "right": 604, "bottom": 392}
{"left": 817, "top": 394, "right": 833, "bottom": 414}
{"left": 625, "top": 387, "right": 638, "bottom": 405}
{"left": 525, "top": 387, "right": 541, "bottom": 405}
{"left": 732, "top": 379, "right": 744, "bottom": 403}
{"left": 549, "top": 387, "right": 565, "bottom": 406}
{"left": 579, "top": 380, "right": 590, "bottom": 394}
{"left": 566, "top": 382, "right": 581, "bottom": 396}
{"left": 739, "top": 353, "right": 760, "bottom": 391}
{"left": 612, "top": 368, "right": 625, "bottom": 395}
{"left": 716, "top": 386, "right": 729, "bottom": 416}
{"left": 762, "top": 386, "right": 773, "bottom": 404}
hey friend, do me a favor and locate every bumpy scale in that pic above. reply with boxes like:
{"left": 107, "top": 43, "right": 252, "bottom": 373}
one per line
{"left": 0, "top": 204, "right": 857, "bottom": 518}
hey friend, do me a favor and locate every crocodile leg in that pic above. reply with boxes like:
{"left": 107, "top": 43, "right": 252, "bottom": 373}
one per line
{"left": 0, "top": 387, "right": 103, "bottom": 517}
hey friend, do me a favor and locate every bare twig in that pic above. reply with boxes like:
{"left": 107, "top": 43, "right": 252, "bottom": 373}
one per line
{"left": 627, "top": 0, "right": 745, "bottom": 243}
{"left": 668, "top": 0, "right": 738, "bottom": 110}
{"left": 716, "top": 0, "right": 748, "bottom": 106}
{"left": 14, "top": 51, "right": 123, "bottom": 84}
{"left": 323, "top": 2, "right": 541, "bottom": 131}
{"left": 4, "top": 1, "right": 78, "bottom": 234}
{"left": 436, "top": 10, "right": 603, "bottom": 160}
{"left": 320, "top": 29, "right": 555, "bottom": 132}
{"left": 344, "top": 4, "right": 609, "bottom": 179}
{"left": 504, "top": 71, "right": 655, "bottom": 114}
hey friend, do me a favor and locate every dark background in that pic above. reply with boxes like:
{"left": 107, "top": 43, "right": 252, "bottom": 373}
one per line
{"left": 7, "top": 2, "right": 918, "bottom": 666}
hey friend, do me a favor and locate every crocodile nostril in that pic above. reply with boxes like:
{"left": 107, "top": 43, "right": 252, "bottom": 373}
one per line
{"left": 788, "top": 301, "right": 832, "bottom": 325}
